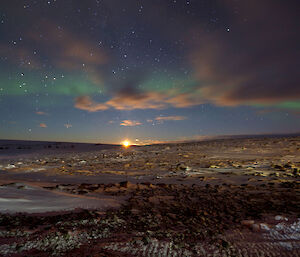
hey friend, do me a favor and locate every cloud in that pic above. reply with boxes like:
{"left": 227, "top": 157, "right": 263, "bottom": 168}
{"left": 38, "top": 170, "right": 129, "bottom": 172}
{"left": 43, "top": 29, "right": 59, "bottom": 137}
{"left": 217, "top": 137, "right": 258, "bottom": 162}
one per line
{"left": 36, "top": 111, "right": 47, "bottom": 115}
{"left": 2, "top": 1, "right": 299, "bottom": 112}
{"left": 134, "top": 139, "right": 168, "bottom": 145}
{"left": 189, "top": 1, "right": 300, "bottom": 107}
{"left": 64, "top": 123, "right": 72, "bottom": 128}
{"left": 256, "top": 107, "right": 300, "bottom": 118}
{"left": 120, "top": 120, "right": 142, "bottom": 127}
{"left": 29, "top": 22, "right": 107, "bottom": 70}
{"left": 1, "top": 21, "right": 107, "bottom": 88}
{"left": 0, "top": 44, "right": 41, "bottom": 69}
{"left": 155, "top": 116, "right": 187, "bottom": 121}
{"left": 39, "top": 123, "right": 47, "bottom": 128}
{"left": 72, "top": 1, "right": 298, "bottom": 110}
{"left": 74, "top": 96, "right": 109, "bottom": 112}
{"left": 74, "top": 88, "right": 202, "bottom": 112}
{"left": 3, "top": 21, "right": 107, "bottom": 72}
{"left": 106, "top": 91, "right": 167, "bottom": 110}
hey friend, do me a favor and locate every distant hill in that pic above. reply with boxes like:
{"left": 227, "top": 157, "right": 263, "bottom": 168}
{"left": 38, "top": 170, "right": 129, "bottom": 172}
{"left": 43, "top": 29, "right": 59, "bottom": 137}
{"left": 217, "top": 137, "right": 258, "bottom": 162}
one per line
{"left": 0, "top": 140, "right": 121, "bottom": 160}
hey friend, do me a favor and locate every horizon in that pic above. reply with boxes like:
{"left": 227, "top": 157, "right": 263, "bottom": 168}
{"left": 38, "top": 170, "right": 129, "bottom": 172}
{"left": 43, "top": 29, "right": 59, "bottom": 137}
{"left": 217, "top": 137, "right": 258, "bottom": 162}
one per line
{"left": 0, "top": 0, "right": 299, "bottom": 142}
{"left": 1, "top": 131, "right": 299, "bottom": 146}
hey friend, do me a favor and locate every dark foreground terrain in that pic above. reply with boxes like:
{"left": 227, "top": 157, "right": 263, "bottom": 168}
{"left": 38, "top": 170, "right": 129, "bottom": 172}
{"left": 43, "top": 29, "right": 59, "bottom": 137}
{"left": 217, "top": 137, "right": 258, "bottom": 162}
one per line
{"left": 0, "top": 136, "right": 299, "bottom": 256}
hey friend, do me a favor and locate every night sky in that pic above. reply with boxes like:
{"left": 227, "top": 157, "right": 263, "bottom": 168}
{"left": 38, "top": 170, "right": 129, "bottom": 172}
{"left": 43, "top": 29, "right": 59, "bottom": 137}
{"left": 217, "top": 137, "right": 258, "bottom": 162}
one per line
{"left": 0, "top": 0, "right": 299, "bottom": 144}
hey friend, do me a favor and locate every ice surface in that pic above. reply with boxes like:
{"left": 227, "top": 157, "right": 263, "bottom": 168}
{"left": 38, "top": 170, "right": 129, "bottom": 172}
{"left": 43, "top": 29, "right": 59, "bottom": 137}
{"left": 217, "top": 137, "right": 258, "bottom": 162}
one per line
{"left": 0, "top": 183, "right": 121, "bottom": 213}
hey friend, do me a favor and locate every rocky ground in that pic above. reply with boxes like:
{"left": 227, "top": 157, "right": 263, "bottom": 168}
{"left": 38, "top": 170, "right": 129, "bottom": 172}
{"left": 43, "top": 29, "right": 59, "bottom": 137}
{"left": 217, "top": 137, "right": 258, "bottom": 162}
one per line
{"left": 0, "top": 135, "right": 299, "bottom": 256}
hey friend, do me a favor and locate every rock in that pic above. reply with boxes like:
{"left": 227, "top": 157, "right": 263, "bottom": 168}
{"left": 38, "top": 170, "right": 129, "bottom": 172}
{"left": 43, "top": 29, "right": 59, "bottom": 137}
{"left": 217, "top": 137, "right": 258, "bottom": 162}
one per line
{"left": 293, "top": 168, "right": 299, "bottom": 175}
{"left": 177, "top": 163, "right": 187, "bottom": 171}
{"left": 78, "top": 189, "right": 89, "bottom": 194}
{"left": 119, "top": 181, "right": 136, "bottom": 189}
{"left": 119, "top": 181, "right": 129, "bottom": 188}
{"left": 148, "top": 196, "right": 160, "bottom": 205}
{"left": 259, "top": 223, "right": 270, "bottom": 231}
{"left": 157, "top": 183, "right": 168, "bottom": 188}
{"left": 251, "top": 224, "right": 260, "bottom": 231}
{"left": 5, "top": 164, "right": 16, "bottom": 169}
{"left": 142, "top": 236, "right": 151, "bottom": 245}
{"left": 275, "top": 215, "right": 288, "bottom": 221}
{"left": 241, "top": 220, "right": 255, "bottom": 226}
{"left": 273, "top": 164, "right": 285, "bottom": 171}
{"left": 232, "top": 163, "right": 242, "bottom": 168}
{"left": 131, "top": 209, "right": 140, "bottom": 215}
{"left": 186, "top": 166, "right": 192, "bottom": 171}
{"left": 221, "top": 239, "right": 229, "bottom": 248}
{"left": 167, "top": 213, "right": 177, "bottom": 219}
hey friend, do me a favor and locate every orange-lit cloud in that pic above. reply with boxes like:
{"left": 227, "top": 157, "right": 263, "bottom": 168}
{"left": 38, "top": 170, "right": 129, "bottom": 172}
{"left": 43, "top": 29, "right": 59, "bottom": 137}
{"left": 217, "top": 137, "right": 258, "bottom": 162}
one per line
{"left": 120, "top": 120, "right": 142, "bottom": 127}
{"left": 155, "top": 116, "right": 187, "bottom": 121}
{"left": 36, "top": 111, "right": 47, "bottom": 115}
{"left": 106, "top": 91, "right": 166, "bottom": 110}
{"left": 74, "top": 89, "right": 202, "bottom": 112}
{"left": 74, "top": 96, "right": 109, "bottom": 112}
{"left": 39, "top": 123, "right": 47, "bottom": 128}
{"left": 115, "top": 89, "right": 201, "bottom": 110}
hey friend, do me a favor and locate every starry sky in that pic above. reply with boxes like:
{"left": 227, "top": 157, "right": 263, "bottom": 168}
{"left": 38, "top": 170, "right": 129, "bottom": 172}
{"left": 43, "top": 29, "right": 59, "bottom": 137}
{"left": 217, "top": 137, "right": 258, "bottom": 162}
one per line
{"left": 0, "top": 0, "right": 299, "bottom": 144}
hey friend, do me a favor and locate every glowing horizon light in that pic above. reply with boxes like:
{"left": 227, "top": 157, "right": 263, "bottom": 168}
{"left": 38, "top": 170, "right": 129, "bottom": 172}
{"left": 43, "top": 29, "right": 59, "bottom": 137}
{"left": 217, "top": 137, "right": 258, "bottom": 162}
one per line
{"left": 122, "top": 140, "right": 130, "bottom": 148}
